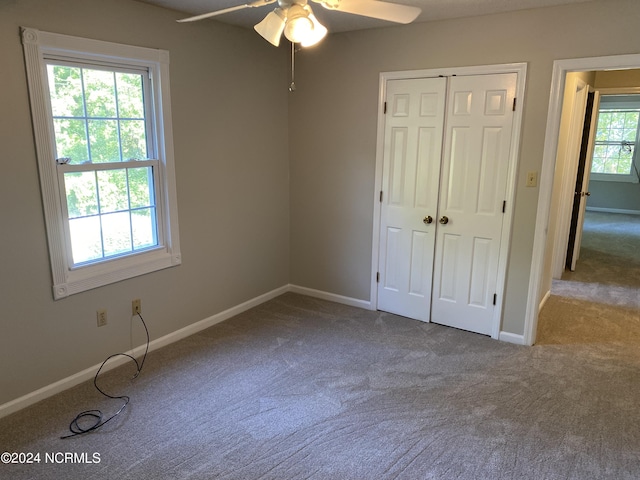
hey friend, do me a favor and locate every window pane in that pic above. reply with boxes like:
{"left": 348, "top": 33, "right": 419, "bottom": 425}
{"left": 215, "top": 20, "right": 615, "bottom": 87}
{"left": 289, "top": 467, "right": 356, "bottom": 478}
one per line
{"left": 116, "top": 73, "right": 145, "bottom": 118}
{"left": 624, "top": 112, "right": 639, "bottom": 129}
{"left": 605, "top": 144, "right": 618, "bottom": 160}
{"left": 88, "top": 119, "right": 120, "bottom": 163}
{"left": 128, "top": 167, "right": 153, "bottom": 208}
{"left": 595, "top": 113, "right": 612, "bottom": 145}
{"left": 591, "top": 157, "right": 604, "bottom": 173}
{"left": 617, "top": 148, "right": 633, "bottom": 173}
{"left": 132, "top": 208, "right": 157, "bottom": 249}
{"left": 623, "top": 112, "right": 639, "bottom": 142}
{"left": 592, "top": 106, "right": 639, "bottom": 177}
{"left": 609, "top": 126, "right": 623, "bottom": 142}
{"left": 594, "top": 144, "right": 607, "bottom": 157}
{"left": 120, "top": 120, "right": 147, "bottom": 160}
{"left": 47, "top": 63, "right": 162, "bottom": 266}
{"left": 64, "top": 171, "right": 98, "bottom": 218}
{"left": 47, "top": 65, "right": 84, "bottom": 117}
{"left": 102, "top": 211, "right": 132, "bottom": 256}
{"left": 97, "top": 169, "right": 128, "bottom": 213}
{"left": 69, "top": 216, "right": 102, "bottom": 264}
{"left": 609, "top": 112, "right": 625, "bottom": 131}
{"left": 53, "top": 119, "right": 89, "bottom": 163}
{"left": 623, "top": 129, "right": 637, "bottom": 142}
{"left": 83, "top": 69, "right": 116, "bottom": 118}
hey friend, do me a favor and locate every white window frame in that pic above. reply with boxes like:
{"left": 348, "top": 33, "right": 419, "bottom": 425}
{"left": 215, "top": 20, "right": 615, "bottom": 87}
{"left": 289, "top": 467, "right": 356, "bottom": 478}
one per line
{"left": 22, "top": 28, "right": 181, "bottom": 300}
{"left": 590, "top": 90, "right": 640, "bottom": 184}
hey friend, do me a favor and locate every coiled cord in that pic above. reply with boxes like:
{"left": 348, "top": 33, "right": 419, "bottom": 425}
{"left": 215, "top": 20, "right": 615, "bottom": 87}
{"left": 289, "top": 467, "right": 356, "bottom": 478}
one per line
{"left": 61, "top": 312, "right": 149, "bottom": 439}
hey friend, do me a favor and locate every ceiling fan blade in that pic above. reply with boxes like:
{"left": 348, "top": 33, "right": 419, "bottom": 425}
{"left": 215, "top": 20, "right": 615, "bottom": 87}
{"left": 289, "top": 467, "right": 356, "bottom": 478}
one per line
{"left": 315, "top": 0, "right": 420, "bottom": 24}
{"left": 254, "top": 9, "right": 286, "bottom": 46}
{"left": 177, "top": 0, "right": 276, "bottom": 23}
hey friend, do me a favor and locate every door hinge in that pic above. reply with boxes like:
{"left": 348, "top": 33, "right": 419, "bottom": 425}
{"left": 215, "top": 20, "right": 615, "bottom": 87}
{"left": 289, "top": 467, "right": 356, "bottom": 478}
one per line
{"left": 502, "top": 200, "right": 506, "bottom": 213}
{"left": 376, "top": 272, "right": 380, "bottom": 283}
{"left": 380, "top": 190, "right": 383, "bottom": 203}
{"left": 493, "top": 293, "right": 497, "bottom": 305}
{"left": 384, "top": 102, "right": 387, "bottom": 114}
{"left": 512, "top": 98, "right": 517, "bottom": 111}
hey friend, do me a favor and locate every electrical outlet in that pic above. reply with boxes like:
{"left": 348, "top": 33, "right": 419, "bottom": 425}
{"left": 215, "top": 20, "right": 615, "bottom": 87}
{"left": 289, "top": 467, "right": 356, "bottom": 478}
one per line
{"left": 132, "top": 299, "right": 142, "bottom": 316}
{"left": 97, "top": 309, "right": 108, "bottom": 327}
{"left": 526, "top": 171, "right": 538, "bottom": 187}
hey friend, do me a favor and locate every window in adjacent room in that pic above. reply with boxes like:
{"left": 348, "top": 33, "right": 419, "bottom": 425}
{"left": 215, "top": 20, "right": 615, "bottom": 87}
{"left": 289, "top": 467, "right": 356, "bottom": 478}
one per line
{"left": 22, "top": 28, "right": 181, "bottom": 299}
{"left": 590, "top": 94, "right": 640, "bottom": 183}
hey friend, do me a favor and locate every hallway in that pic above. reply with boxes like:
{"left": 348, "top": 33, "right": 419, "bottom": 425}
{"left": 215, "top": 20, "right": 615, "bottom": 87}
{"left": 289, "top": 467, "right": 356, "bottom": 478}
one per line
{"left": 536, "top": 211, "right": 640, "bottom": 345}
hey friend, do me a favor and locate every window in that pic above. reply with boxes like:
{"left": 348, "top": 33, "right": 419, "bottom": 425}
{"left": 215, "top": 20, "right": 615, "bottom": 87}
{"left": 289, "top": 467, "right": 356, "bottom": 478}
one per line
{"left": 22, "top": 28, "right": 181, "bottom": 299}
{"left": 590, "top": 94, "right": 640, "bottom": 183}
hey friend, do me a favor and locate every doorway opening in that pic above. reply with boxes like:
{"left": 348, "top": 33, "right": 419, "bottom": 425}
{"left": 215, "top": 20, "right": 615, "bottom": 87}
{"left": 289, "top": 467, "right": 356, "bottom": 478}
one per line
{"left": 526, "top": 54, "right": 640, "bottom": 345}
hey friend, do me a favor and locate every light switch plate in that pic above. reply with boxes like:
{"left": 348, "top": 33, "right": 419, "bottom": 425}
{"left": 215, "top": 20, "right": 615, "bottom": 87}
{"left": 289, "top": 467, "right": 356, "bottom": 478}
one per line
{"left": 526, "top": 171, "right": 537, "bottom": 187}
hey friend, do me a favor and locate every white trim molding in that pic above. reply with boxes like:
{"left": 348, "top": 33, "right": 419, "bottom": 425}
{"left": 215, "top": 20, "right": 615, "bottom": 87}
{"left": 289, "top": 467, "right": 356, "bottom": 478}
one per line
{"left": 289, "top": 284, "right": 373, "bottom": 310}
{"left": 499, "top": 331, "right": 526, "bottom": 345}
{"left": 539, "top": 289, "right": 551, "bottom": 312}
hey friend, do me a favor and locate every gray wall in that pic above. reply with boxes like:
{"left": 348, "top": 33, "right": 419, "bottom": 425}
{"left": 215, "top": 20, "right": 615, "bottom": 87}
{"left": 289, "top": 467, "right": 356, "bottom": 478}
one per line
{"left": 588, "top": 181, "right": 640, "bottom": 211}
{"left": 0, "top": 0, "right": 289, "bottom": 406}
{"left": 288, "top": 0, "right": 640, "bottom": 335}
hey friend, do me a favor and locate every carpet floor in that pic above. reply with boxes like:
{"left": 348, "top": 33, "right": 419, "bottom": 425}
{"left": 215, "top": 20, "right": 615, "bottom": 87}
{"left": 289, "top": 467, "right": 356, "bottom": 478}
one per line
{"left": 537, "top": 211, "right": 640, "bottom": 345}
{"left": 2, "top": 287, "right": 640, "bottom": 479}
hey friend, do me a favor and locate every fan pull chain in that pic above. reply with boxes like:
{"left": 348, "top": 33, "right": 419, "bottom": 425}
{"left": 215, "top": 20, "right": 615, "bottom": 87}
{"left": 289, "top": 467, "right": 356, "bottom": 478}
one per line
{"left": 289, "top": 41, "right": 296, "bottom": 92}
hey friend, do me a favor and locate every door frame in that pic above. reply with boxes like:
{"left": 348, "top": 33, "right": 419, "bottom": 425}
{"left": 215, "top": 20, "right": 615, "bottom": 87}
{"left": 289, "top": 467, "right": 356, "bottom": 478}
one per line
{"left": 524, "top": 53, "right": 640, "bottom": 346}
{"left": 370, "top": 62, "right": 528, "bottom": 340}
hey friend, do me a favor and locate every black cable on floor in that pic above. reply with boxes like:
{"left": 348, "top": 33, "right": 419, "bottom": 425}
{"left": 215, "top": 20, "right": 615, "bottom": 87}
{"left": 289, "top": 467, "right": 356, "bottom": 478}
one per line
{"left": 61, "top": 312, "right": 150, "bottom": 439}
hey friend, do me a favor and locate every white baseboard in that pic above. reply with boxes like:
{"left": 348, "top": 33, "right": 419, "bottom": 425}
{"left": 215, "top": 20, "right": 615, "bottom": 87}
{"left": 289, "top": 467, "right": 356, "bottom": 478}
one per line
{"left": 539, "top": 289, "right": 551, "bottom": 312}
{"left": 499, "top": 331, "right": 526, "bottom": 345}
{"left": 289, "top": 285, "right": 530, "bottom": 346}
{"left": 288, "top": 284, "right": 373, "bottom": 310}
{"left": 586, "top": 206, "right": 640, "bottom": 215}
{"left": 0, "top": 285, "right": 290, "bottom": 420}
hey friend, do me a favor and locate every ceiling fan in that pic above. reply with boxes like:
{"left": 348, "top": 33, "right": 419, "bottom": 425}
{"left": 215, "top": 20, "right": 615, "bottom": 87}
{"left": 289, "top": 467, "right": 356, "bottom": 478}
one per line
{"left": 177, "top": 0, "right": 421, "bottom": 48}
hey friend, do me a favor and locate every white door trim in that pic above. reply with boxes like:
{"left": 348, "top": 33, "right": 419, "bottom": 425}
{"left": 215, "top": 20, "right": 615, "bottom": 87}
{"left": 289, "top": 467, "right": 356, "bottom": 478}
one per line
{"left": 524, "top": 53, "right": 640, "bottom": 346}
{"left": 371, "top": 63, "right": 528, "bottom": 339}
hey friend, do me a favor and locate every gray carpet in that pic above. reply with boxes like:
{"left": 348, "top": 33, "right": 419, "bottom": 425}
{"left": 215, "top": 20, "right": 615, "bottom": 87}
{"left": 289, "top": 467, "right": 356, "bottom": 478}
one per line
{"left": 537, "top": 211, "right": 640, "bottom": 345}
{"left": 2, "top": 290, "right": 640, "bottom": 479}
{"left": 562, "top": 210, "right": 640, "bottom": 287}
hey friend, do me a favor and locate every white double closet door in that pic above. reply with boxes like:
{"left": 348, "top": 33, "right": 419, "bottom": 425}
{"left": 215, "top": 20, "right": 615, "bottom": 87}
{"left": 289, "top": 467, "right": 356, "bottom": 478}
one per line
{"left": 377, "top": 73, "right": 516, "bottom": 336}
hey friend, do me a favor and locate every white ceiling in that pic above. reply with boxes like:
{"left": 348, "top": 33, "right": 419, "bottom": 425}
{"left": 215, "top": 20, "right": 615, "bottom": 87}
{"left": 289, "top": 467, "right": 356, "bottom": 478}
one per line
{"left": 138, "top": 0, "right": 599, "bottom": 34}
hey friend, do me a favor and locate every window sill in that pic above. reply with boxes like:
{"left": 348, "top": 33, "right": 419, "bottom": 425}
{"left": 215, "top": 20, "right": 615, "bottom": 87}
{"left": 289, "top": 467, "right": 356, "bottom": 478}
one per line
{"left": 590, "top": 173, "right": 639, "bottom": 183}
{"left": 54, "top": 248, "right": 181, "bottom": 300}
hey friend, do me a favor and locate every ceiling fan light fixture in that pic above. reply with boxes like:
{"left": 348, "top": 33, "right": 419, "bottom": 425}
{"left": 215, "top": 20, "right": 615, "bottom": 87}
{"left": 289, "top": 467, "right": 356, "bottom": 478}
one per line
{"left": 300, "top": 13, "right": 327, "bottom": 47}
{"left": 283, "top": 4, "right": 315, "bottom": 43}
{"left": 254, "top": 8, "right": 287, "bottom": 46}
{"left": 180, "top": 0, "right": 422, "bottom": 51}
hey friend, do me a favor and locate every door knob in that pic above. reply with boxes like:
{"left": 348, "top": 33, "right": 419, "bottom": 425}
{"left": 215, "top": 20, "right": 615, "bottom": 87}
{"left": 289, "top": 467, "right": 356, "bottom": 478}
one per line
{"left": 423, "top": 216, "right": 433, "bottom": 225}
{"left": 585, "top": 191, "right": 591, "bottom": 196}
{"left": 439, "top": 216, "right": 449, "bottom": 225}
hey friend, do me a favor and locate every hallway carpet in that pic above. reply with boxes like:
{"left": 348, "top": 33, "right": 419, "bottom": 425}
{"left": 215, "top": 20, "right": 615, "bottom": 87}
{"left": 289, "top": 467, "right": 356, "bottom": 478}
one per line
{"left": 537, "top": 211, "right": 640, "bottom": 345}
